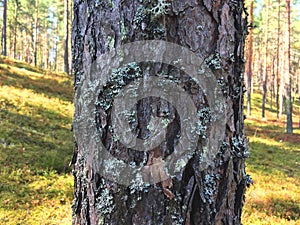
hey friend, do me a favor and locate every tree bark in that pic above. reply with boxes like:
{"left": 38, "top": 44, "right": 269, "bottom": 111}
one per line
{"left": 64, "top": 0, "right": 70, "bottom": 74}
{"left": 262, "top": 0, "right": 269, "bottom": 119}
{"left": 2, "top": 0, "right": 7, "bottom": 56}
{"left": 276, "top": 0, "right": 281, "bottom": 119}
{"left": 246, "top": 0, "right": 253, "bottom": 116}
{"left": 13, "top": 0, "right": 20, "bottom": 59}
{"left": 72, "top": 0, "right": 250, "bottom": 224}
{"left": 285, "top": 0, "right": 293, "bottom": 133}
{"left": 33, "top": 0, "right": 39, "bottom": 67}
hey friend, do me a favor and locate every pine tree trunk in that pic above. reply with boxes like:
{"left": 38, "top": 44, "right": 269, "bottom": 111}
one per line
{"left": 285, "top": 0, "right": 293, "bottom": 133}
{"left": 2, "top": 0, "right": 7, "bottom": 56}
{"left": 64, "top": 0, "right": 70, "bottom": 74}
{"left": 13, "top": 0, "right": 20, "bottom": 59}
{"left": 33, "top": 0, "right": 39, "bottom": 67}
{"left": 276, "top": 0, "right": 281, "bottom": 119}
{"left": 246, "top": 0, "right": 254, "bottom": 117}
{"left": 262, "top": 0, "right": 269, "bottom": 119}
{"left": 72, "top": 0, "right": 250, "bottom": 224}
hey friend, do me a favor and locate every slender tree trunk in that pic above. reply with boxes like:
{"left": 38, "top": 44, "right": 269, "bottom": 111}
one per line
{"left": 279, "top": 47, "right": 284, "bottom": 116}
{"left": 262, "top": 0, "right": 269, "bottom": 118}
{"left": 246, "top": 0, "right": 254, "bottom": 116}
{"left": 2, "top": 0, "right": 7, "bottom": 56}
{"left": 9, "top": 21, "right": 13, "bottom": 58}
{"left": 69, "top": 0, "right": 73, "bottom": 74}
{"left": 54, "top": 26, "right": 58, "bottom": 72}
{"left": 276, "top": 0, "right": 281, "bottom": 118}
{"left": 285, "top": 0, "right": 293, "bottom": 133}
{"left": 271, "top": 58, "right": 275, "bottom": 110}
{"left": 72, "top": 0, "right": 250, "bottom": 224}
{"left": 64, "top": 0, "right": 70, "bottom": 74}
{"left": 50, "top": 21, "right": 56, "bottom": 70}
{"left": 13, "top": 0, "right": 20, "bottom": 59}
{"left": 46, "top": 30, "right": 49, "bottom": 70}
{"left": 33, "top": 0, "right": 39, "bottom": 67}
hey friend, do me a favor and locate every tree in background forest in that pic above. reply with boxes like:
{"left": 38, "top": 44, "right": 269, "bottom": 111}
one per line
{"left": 1, "top": 0, "right": 7, "bottom": 56}
{"left": 0, "top": 0, "right": 71, "bottom": 73}
{"left": 72, "top": 0, "right": 251, "bottom": 224}
{"left": 244, "top": 0, "right": 300, "bottom": 133}
{"left": 63, "top": 0, "right": 69, "bottom": 74}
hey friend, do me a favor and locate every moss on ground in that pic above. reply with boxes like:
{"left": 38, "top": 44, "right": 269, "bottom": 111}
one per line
{"left": 0, "top": 56, "right": 73, "bottom": 224}
{"left": 242, "top": 93, "right": 300, "bottom": 225}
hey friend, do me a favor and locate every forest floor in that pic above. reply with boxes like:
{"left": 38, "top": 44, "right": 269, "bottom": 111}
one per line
{"left": 242, "top": 93, "right": 300, "bottom": 224}
{"left": 0, "top": 57, "right": 299, "bottom": 224}
{"left": 0, "top": 57, "right": 73, "bottom": 224}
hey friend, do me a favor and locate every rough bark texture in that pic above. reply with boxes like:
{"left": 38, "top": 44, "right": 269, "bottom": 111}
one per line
{"left": 72, "top": 0, "right": 250, "bottom": 224}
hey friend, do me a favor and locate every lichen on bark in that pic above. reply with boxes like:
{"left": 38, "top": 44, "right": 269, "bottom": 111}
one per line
{"left": 72, "top": 0, "right": 250, "bottom": 224}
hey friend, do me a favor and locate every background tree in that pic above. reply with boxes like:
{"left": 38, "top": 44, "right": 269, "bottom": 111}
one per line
{"left": 244, "top": 0, "right": 300, "bottom": 133}
{"left": 1, "top": 0, "right": 7, "bottom": 56}
{"left": 284, "top": 0, "right": 293, "bottom": 133}
{"left": 64, "top": 0, "right": 69, "bottom": 74}
{"left": 245, "top": 0, "right": 254, "bottom": 116}
{"left": 0, "top": 0, "right": 72, "bottom": 71}
{"left": 262, "top": 0, "right": 269, "bottom": 118}
{"left": 33, "top": 0, "right": 39, "bottom": 67}
{"left": 72, "top": 0, "right": 250, "bottom": 224}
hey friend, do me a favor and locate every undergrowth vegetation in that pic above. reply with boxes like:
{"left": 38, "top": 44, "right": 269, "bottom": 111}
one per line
{"left": 0, "top": 57, "right": 299, "bottom": 224}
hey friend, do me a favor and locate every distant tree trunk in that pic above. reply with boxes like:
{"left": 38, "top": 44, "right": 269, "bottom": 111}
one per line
{"left": 33, "top": 0, "right": 39, "bottom": 67}
{"left": 46, "top": 30, "right": 49, "bottom": 69}
{"left": 270, "top": 56, "right": 275, "bottom": 110}
{"left": 9, "top": 21, "right": 13, "bottom": 58}
{"left": 285, "top": 0, "right": 293, "bottom": 133}
{"left": 279, "top": 45, "right": 284, "bottom": 116}
{"left": 54, "top": 26, "right": 58, "bottom": 71}
{"left": 64, "top": 0, "right": 70, "bottom": 74}
{"left": 72, "top": 0, "right": 250, "bottom": 224}
{"left": 2, "top": 0, "right": 7, "bottom": 56}
{"left": 246, "top": 0, "right": 254, "bottom": 116}
{"left": 262, "top": 0, "right": 269, "bottom": 118}
{"left": 276, "top": 0, "right": 281, "bottom": 118}
{"left": 13, "top": 0, "right": 20, "bottom": 59}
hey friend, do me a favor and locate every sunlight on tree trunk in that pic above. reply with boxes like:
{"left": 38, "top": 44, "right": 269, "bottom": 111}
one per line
{"left": 285, "top": 0, "right": 293, "bottom": 133}
{"left": 276, "top": 0, "right": 281, "bottom": 119}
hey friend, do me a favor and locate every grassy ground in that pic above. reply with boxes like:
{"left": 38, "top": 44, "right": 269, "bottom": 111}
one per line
{"left": 0, "top": 57, "right": 299, "bottom": 224}
{"left": 0, "top": 57, "right": 74, "bottom": 224}
{"left": 242, "top": 93, "right": 300, "bottom": 224}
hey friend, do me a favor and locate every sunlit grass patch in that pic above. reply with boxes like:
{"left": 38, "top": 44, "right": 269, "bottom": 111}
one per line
{"left": 243, "top": 169, "right": 300, "bottom": 225}
{"left": 0, "top": 168, "right": 73, "bottom": 225}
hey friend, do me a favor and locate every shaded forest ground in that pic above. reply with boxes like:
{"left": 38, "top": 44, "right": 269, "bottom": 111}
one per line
{"left": 0, "top": 57, "right": 299, "bottom": 224}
